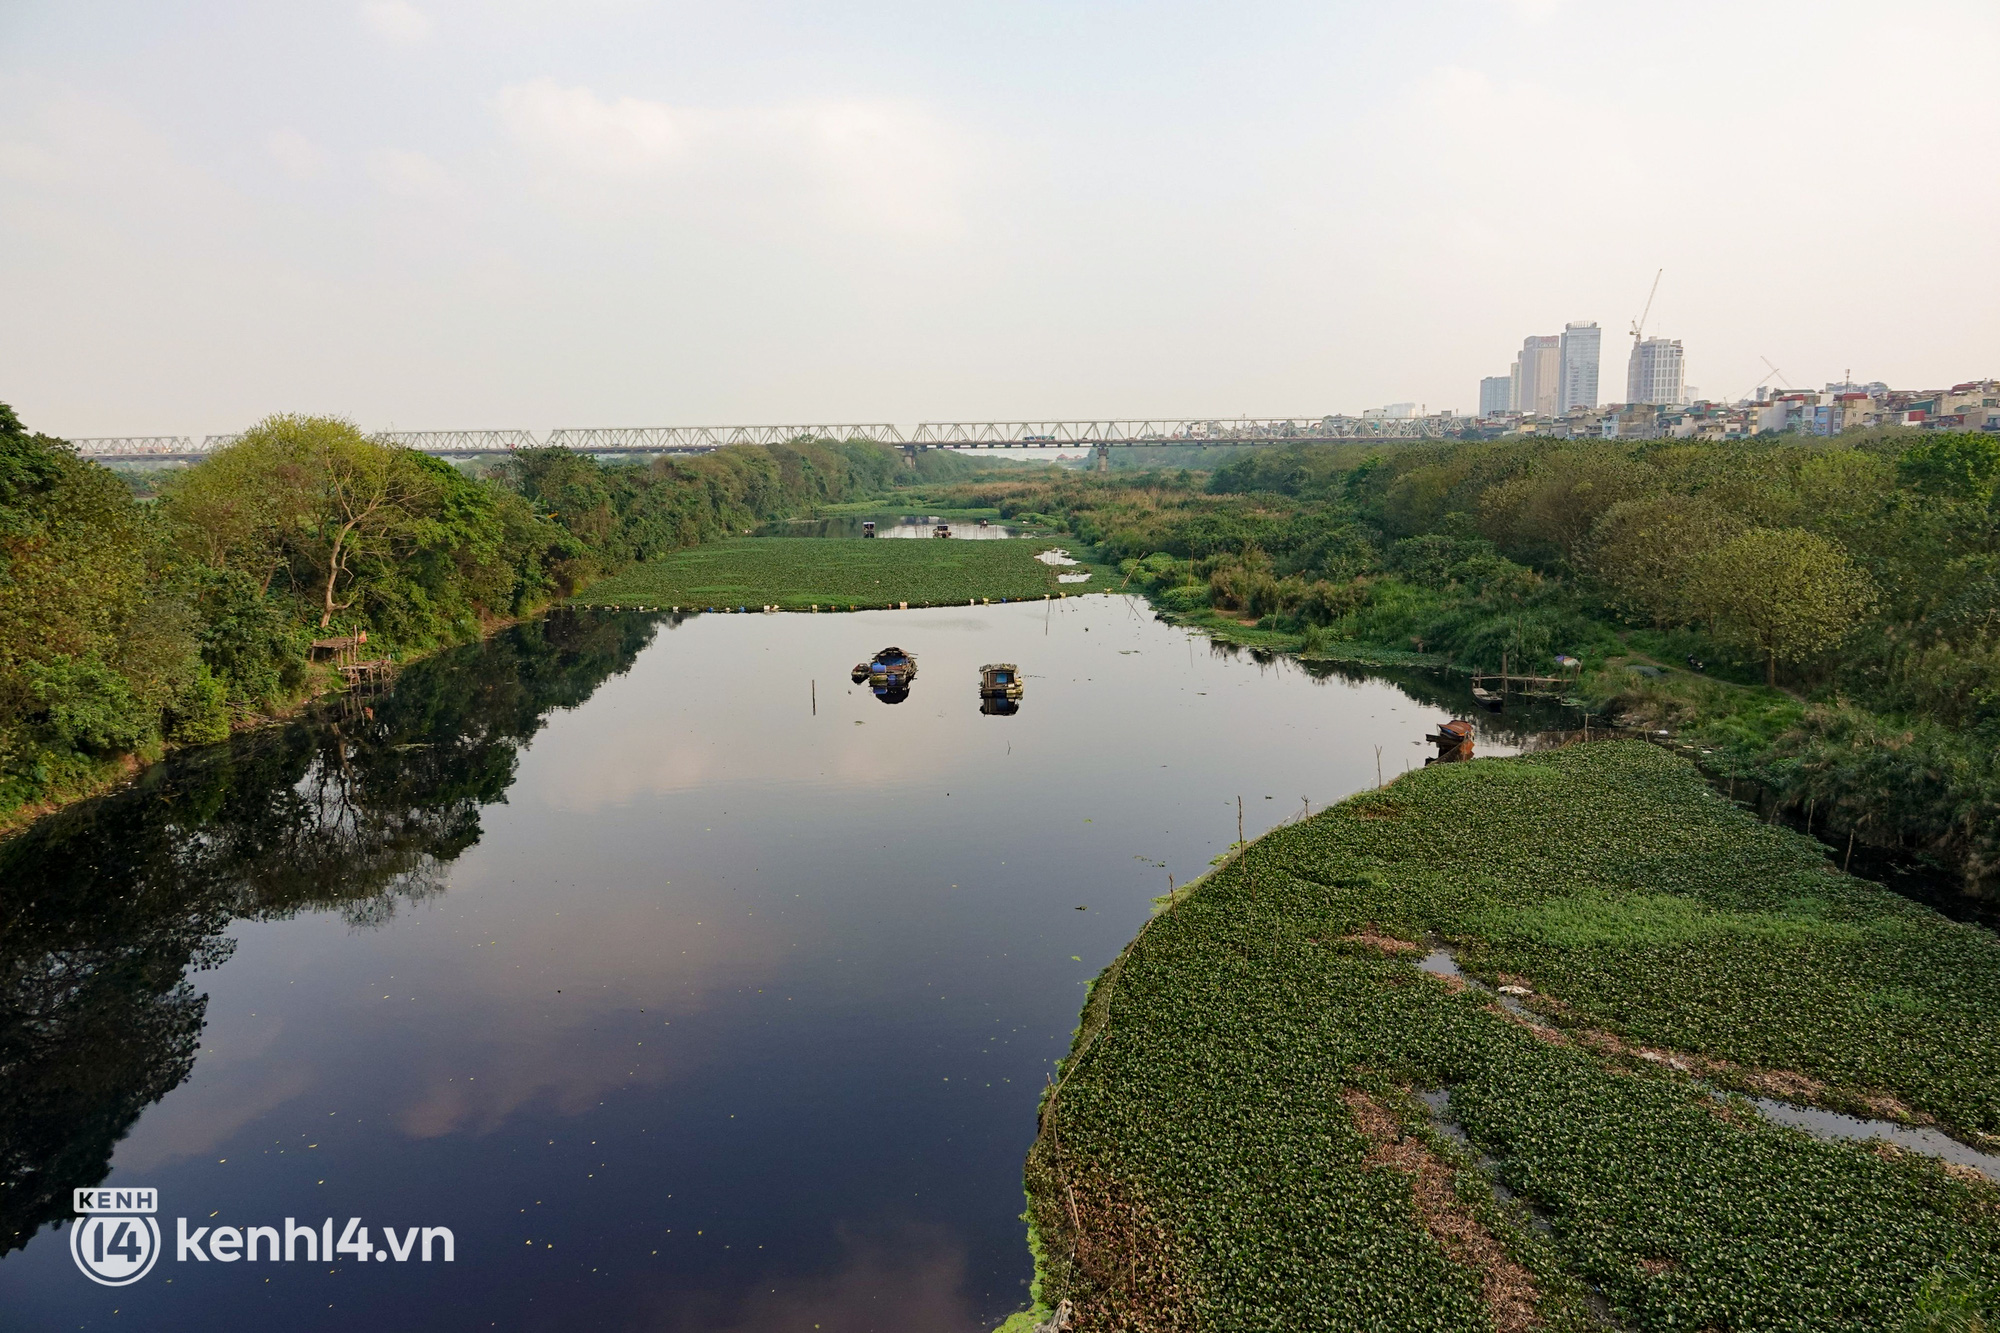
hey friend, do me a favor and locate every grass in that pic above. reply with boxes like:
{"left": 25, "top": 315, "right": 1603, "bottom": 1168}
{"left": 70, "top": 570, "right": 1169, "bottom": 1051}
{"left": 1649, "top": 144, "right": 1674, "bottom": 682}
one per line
{"left": 1015, "top": 742, "right": 2000, "bottom": 1332}
{"left": 570, "top": 536, "right": 1092, "bottom": 610}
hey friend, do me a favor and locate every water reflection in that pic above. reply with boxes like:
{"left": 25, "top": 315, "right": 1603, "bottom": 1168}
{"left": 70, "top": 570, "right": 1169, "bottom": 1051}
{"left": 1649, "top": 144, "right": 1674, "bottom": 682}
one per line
{"left": 0, "top": 596, "right": 1544, "bottom": 1331}
{"left": 0, "top": 612, "right": 653, "bottom": 1256}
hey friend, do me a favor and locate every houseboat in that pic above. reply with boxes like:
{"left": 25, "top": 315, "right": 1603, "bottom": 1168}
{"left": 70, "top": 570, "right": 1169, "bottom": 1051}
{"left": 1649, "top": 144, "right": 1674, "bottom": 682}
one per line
{"left": 852, "top": 647, "right": 918, "bottom": 703}
{"left": 979, "top": 663, "right": 1024, "bottom": 700}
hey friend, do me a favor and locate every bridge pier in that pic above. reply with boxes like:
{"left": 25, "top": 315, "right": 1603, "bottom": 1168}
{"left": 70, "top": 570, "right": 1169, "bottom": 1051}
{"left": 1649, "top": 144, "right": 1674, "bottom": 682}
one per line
{"left": 1093, "top": 443, "right": 1110, "bottom": 473}
{"left": 900, "top": 444, "right": 920, "bottom": 468}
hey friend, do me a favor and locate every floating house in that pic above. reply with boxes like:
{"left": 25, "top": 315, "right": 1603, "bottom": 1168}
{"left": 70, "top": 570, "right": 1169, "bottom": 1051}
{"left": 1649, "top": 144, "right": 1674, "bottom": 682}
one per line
{"left": 979, "top": 663, "right": 1024, "bottom": 700}
{"left": 852, "top": 646, "right": 918, "bottom": 704}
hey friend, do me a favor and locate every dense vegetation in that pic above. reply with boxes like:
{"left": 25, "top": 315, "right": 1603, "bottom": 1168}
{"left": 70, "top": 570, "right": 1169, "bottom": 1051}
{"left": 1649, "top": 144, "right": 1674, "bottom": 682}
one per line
{"left": 922, "top": 431, "right": 2000, "bottom": 896}
{"left": 1015, "top": 743, "right": 2000, "bottom": 1332}
{"left": 574, "top": 535, "right": 1084, "bottom": 610}
{"left": 0, "top": 403, "right": 936, "bottom": 826}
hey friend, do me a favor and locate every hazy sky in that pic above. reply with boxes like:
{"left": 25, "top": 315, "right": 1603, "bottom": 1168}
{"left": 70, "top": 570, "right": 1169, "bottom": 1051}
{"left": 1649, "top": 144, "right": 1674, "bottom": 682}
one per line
{"left": 3, "top": 0, "right": 1995, "bottom": 438}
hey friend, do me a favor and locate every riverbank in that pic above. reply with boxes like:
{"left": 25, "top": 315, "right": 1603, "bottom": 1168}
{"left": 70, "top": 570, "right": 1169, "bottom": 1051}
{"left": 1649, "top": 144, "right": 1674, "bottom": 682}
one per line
{"left": 0, "top": 530, "right": 1098, "bottom": 839}
{"left": 0, "top": 600, "right": 556, "bottom": 842}
{"left": 569, "top": 536, "right": 1105, "bottom": 610}
{"left": 909, "top": 439, "right": 2000, "bottom": 903}
{"left": 1009, "top": 741, "right": 2000, "bottom": 1331}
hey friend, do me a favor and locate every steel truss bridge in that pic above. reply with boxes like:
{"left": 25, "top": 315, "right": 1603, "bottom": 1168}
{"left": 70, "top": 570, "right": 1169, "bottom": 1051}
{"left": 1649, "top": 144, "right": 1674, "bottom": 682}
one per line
{"left": 67, "top": 416, "right": 1460, "bottom": 464}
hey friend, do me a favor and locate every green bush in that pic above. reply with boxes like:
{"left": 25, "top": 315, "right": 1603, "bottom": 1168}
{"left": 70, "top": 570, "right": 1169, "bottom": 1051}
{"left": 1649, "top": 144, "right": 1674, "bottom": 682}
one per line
{"left": 21, "top": 656, "right": 155, "bottom": 754}
{"left": 164, "top": 665, "right": 229, "bottom": 745}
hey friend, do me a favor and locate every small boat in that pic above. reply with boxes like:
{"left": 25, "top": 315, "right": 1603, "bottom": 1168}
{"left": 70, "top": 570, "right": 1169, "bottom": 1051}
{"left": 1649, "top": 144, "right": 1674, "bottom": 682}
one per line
{"left": 933, "top": 523, "right": 951, "bottom": 538}
{"left": 1428, "top": 718, "right": 1474, "bottom": 747}
{"left": 1425, "top": 718, "right": 1476, "bottom": 764}
{"left": 1471, "top": 685, "right": 1503, "bottom": 711}
{"left": 862, "top": 520, "right": 877, "bottom": 538}
{"left": 979, "top": 663, "right": 1024, "bottom": 701}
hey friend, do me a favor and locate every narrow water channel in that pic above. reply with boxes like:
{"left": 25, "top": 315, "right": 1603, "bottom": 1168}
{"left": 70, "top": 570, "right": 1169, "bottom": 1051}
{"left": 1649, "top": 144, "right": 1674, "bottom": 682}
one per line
{"left": 0, "top": 596, "right": 1543, "bottom": 1331}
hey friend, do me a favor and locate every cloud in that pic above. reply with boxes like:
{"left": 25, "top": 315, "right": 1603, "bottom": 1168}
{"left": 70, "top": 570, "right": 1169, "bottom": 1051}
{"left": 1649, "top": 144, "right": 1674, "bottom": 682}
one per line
{"left": 265, "top": 128, "right": 327, "bottom": 181}
{"left": 366, "top": 147, "right": 456, "bottom": 198}
{"left": 493, "top": 78, "right": 969, "bottom": 236}
{"left": 1487, "top": 0, "right": 1567, "bottom": 20}
{"left": 359, "top": 0, "right": 433, "bottom": 45}
{"left": 495, "top": 78, "right": 685, "bottom": 177}
{"left": 1405, "top": 65, "right": 1638, "bottom": 195}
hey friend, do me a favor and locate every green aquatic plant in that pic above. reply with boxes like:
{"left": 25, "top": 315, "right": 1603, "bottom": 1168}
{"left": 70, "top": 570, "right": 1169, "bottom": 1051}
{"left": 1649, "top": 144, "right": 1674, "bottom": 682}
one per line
{"left": 1014, "top": 743, "right": 2000, "bottom": 1331}
{"left": 571, "top": 537, "right": 1082, "bottom": 609}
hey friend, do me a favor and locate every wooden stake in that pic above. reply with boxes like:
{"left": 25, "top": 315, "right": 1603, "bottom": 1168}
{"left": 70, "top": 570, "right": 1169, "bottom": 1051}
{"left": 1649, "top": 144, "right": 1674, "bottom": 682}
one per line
{"left": 811, "top": 679, "right": 816, "bottom": 715}
{"left": 1843, "top": 828, "right": 1855, "bottom": 874}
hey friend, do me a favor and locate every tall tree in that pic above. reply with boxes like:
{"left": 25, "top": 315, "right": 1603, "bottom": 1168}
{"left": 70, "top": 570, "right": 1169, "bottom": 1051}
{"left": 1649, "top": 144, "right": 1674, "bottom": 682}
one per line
{"left": 1586, "top": 494, "right": 1744, "bottom": 627}
{"left": 1686, "top": 527, "right": 1876, "bottom": 686}
{"left": 171, "top": 416, "right": 441, "bottom": 628}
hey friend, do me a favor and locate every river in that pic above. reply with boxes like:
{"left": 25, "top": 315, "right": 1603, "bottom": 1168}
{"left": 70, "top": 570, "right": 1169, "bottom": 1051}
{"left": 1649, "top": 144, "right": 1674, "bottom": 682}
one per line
{"left": 0, "top": 596, "right": 1549, "bottom": 1331}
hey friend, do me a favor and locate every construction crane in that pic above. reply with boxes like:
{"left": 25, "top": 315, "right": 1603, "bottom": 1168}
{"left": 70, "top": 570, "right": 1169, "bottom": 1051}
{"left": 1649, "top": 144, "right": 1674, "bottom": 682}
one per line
{"left": 1629, "top": 268, "right": 1663, "bottom": 346}
{"left": 1735, "top": 357, "right": 1793, "bottom": 405}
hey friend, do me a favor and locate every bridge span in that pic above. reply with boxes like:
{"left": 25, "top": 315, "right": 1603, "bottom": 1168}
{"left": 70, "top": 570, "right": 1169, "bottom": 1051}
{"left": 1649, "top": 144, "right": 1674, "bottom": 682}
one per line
{"left": 66, "top": 415, "right": 1460, "bottom": 465}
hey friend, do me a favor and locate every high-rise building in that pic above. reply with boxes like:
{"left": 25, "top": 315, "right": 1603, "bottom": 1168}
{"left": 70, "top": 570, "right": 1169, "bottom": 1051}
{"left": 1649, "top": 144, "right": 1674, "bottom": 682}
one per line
{"left": 1559, "top": 322, "right": 1601, "bottom": 412}
{"left": 1627, "top": 338, "right": 1685, "bottom": 406}
{"left": 1515, "top": 336, "right": 1561, "bottom": 416}
{"left": 1479, "top": 376, "right": 1514, "bottom": 415}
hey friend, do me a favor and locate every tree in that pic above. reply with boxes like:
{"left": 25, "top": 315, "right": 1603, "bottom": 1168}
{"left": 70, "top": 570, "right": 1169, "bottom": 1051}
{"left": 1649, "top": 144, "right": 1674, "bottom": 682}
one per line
{"left": 1475, "top": 449, "right": 1654, "bottom": 569}
{"left": 292, "top": 424, "right": 439, "bottom": 628}
{"left": 1585, "top": 494, "right": 1744, "bottom": 627}
{"left": 1898, "top": 434, "right": 2000, "bottom": 504}
{"left": 160, "top": 437, "right": 292, "bottom": 594}
{"left": 0, "top": 405, "right": 197, "bottom": 806}
{"left": 175, "top": 416, "right": 440, "bottom": 629}
{"left": 1685, "top": 527, "right": 1875, "bottom": 686}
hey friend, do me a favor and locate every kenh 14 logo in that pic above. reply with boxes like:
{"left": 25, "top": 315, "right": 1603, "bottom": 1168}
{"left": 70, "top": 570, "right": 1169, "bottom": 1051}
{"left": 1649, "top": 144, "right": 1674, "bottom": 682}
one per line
{"left": 70, "top": 1188, "right": 161, "bottom": 1286}
{"left": 71, "top": 1186, "right": 456, "bottom": 1286}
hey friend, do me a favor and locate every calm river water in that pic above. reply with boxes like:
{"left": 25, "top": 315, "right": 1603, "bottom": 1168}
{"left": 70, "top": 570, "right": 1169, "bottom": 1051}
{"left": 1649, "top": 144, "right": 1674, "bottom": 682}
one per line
{"left": 0, "top": 595, "right": 1545, "bottom": 1332}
